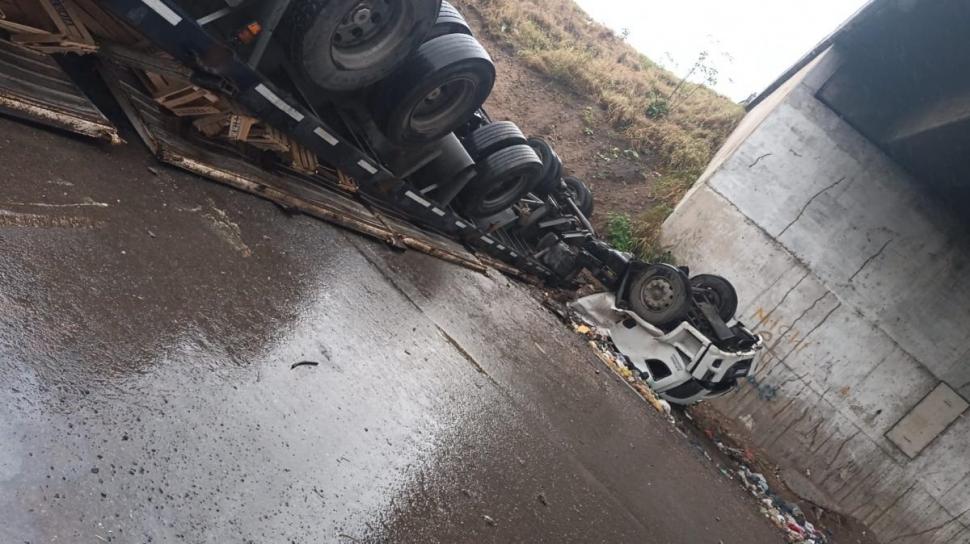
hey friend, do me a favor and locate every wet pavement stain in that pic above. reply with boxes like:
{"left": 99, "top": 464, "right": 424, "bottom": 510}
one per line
{"left": 0, "top": 117, "right": 780, "bottom": 543}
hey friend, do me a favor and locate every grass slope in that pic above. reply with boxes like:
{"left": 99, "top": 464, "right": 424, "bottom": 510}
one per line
{"left": 453, "top": 0, "right": 744, "bottom": 257}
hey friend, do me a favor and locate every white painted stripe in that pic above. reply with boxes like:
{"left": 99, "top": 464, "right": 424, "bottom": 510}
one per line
{"left": 356, "top": 160, "right": 378, "bottom": 175}
{"left": 455, "top": 221, "right": 468, "bottom": 229}
{"left": 313, "top": 127, "right": 338, "bottom": 146}
{"left": 254, "top": 84, "right": 304, "bottom": 122}
{"left": 481, "top": 237, "right": 495, "bottom": 245}
{"left": 142, "top": 0, "right": 182, "bottom": 25}
{"left": 510, "top": 252, "right": 518, "bottom": 258}
{"left": 496, "top": 245, "right": 506, "bottom": 251}
{"left": 431, "top": 207, "right": 446, "bottom": 216}
{"left": 406, "top": 191, "right": 432, "bottom": 207}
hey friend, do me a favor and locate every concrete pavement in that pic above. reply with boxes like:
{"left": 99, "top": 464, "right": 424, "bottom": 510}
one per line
{"left": 0, "top": 116, "right": 781, "bottom": 543}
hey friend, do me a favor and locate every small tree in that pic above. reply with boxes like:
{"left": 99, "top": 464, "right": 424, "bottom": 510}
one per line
{"left": 657, "top": 47, "right": 734, "bottom": 117}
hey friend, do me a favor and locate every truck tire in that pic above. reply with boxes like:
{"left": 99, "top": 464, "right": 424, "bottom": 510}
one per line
{"left": 463, "top": 121, "right": 527, "bottom": 160}
{"left": 528, "top": 137, "right": 563, "bottom": 197}
{"left": 459, "top": 144, "right": 542, "bottom": 218}
{"left": 562, "top": 176, "right": 593, "bottom": 217}
{"left": 426, "top": 0, "right": 472, "bottom": 40}
{"left": 373, "top": 33, "right": 495, "bottom": 146}
{"left": 690, "top": 274, "right": 738, "bottom": 322}
{"left": 629, "top": 264, "right": 691, "bottom": 327}
{"left": 286, "top": 0, "right": 442, "bottom": 92}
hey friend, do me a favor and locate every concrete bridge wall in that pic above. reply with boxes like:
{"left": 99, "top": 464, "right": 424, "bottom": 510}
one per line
{"left": 662, "top": 47, "right": 970, "bottom": 544}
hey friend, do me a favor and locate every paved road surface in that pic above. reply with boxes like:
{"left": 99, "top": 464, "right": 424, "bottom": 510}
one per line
{"left": 0, "top": 116, "right": 780, "bottom": 543}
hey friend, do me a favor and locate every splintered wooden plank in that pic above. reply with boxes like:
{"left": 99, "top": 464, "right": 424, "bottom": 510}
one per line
{"left": 289, "top": 142, "right": 318, "bottom": 174}
{"left": 36, "top": 0, "right": 94, "bottom": 44}
{"left": 193, "top": 112, "right": 230, "bottom": 137}
{"left": 0, "top": 17, "right": 48, "bottom": 34}
{"left": 70, "top": 0, "right": 143, "bottom": 45}
{"left": 0, "top": 38, "right": 118, "bottom": 141}
{"left": 1, "top": 0, "right": 96, "bottom": 54}
{"left": 226, "top": 114, "right": 255, "bottom": 141}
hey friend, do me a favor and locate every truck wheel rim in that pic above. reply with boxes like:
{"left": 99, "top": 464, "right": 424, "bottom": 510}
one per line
{"left": 410, "top": 77, "right": 476, "bottom": 133}
{"left": 641, "top": 278, "right": 675, "bottom": 311}
{"left": 332, "top": 0, "right": 404, "bottom": 70}
{"left": 482, "top": 173, "right": 529, "bottom": 208}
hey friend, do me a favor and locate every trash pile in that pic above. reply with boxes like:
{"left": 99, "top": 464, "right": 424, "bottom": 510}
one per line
{"left": 560, "top": 301, "right": 830, "bottom": 544}
{"left": 720, "top": 445, "right": 829, "bottom": 544}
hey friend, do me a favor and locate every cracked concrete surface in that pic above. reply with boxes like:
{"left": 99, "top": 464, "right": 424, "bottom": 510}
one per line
{"left": 660, "top": 60, "right": 970, "bottom": 542}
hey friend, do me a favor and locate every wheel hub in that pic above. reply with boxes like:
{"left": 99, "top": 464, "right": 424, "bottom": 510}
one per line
{"left": 353, "top": 7, "right": 372, "bottom": 25}
{"left": 641, "top": 278, "right": 675, "bottom": 311}
{"left": 425, "top": 87, "right": 444, "bottom": 102}
{"left": 334, "top": 1, "right": 389, "bottom": 47}
{"left": 410, "top": 78, "right": 476, "bottom": 133}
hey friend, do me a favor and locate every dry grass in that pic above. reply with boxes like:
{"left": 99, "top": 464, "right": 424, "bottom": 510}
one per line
{"left": 454, "top": 0, "right": 744, "bottom": 255}
{"left": 458, "top": 0, "right": 743, "bottom": 176}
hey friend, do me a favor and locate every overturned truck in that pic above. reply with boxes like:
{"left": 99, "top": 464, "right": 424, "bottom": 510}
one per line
{"left": 0, "top": 0, "right": 761, "bottom": 403}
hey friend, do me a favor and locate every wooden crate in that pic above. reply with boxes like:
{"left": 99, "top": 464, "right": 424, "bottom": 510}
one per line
{"left": 288, "top": 140, "right": 318, "bottom": 174}
{"left": 245, "top": 124, "right": 290, "bottom": 152}
{"left": 138, "top": 70, "right": 224, "bottom": 117}
{"left": 191, "top": 112, "right": 318, "bottom": 173}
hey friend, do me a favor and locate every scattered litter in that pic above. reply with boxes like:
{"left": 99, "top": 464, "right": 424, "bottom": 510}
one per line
{"left": 147, "top": 166, "right": 159, "bottom": 176}
{"left": 290, "top": 361, "right": 320, "bottom": 370}
{"left": 537, "top": 492, "right": 549, "bottom": 506}
{"left": 483, "top": 515, "right": 497, "bottom": 526}
{"left": 735, "top": 465, "right": 827, "bottom": 543}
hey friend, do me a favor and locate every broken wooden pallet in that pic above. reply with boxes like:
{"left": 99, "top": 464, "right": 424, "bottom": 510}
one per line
{"left": 0, "top": 0, "right": 97, "bottom": 54}
{"left": 137, "top": 69, "right": 224, "bottom": 117}
{"left": 99, "top": 62, "right": 497, "bottom": 275}
{"left": 137, "top": 67, "right": 317, "bottom": 173}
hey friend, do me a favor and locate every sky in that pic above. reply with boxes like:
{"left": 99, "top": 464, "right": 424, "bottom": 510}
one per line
{"left": 573, "top": 0, "right": 869, "bottom": 101}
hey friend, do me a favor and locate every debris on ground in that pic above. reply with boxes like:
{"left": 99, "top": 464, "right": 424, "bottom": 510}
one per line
{"left": 558, "top": 298, "right": 832, "bottom": 544}
{"left": 732, "top": 461, "right": 828, "bottom": 543}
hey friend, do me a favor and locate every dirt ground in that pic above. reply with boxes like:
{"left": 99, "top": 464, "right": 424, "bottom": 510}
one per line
{"left": 459, "top": 5, "right": 659, "bottom": 231}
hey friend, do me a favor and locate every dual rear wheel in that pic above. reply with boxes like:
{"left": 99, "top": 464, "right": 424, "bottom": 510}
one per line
{"left": 286, "top": 0, "right": 443, "bottom": 92}
{"left": 629, "top": 268, "right": 739, "bottom": 327}
{"left": 288, "top": 0, "right": 493, "bottom": 147}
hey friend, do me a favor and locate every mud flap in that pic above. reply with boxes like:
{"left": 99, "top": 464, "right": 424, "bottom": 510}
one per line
{"left": 0, "top": 39, "right": 119, "bottom": 142}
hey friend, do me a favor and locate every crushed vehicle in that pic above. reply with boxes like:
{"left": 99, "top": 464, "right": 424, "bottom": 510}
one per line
{"left": 571, "top": 266, "right": 762, "bottom": 404}
{"left": 0, "top": 0, "right": 761, "bottom": 403}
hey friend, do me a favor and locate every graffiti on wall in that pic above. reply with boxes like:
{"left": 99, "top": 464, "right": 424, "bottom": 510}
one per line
{"left": 743, "top": 306, "right": 818, "bottom": 402}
